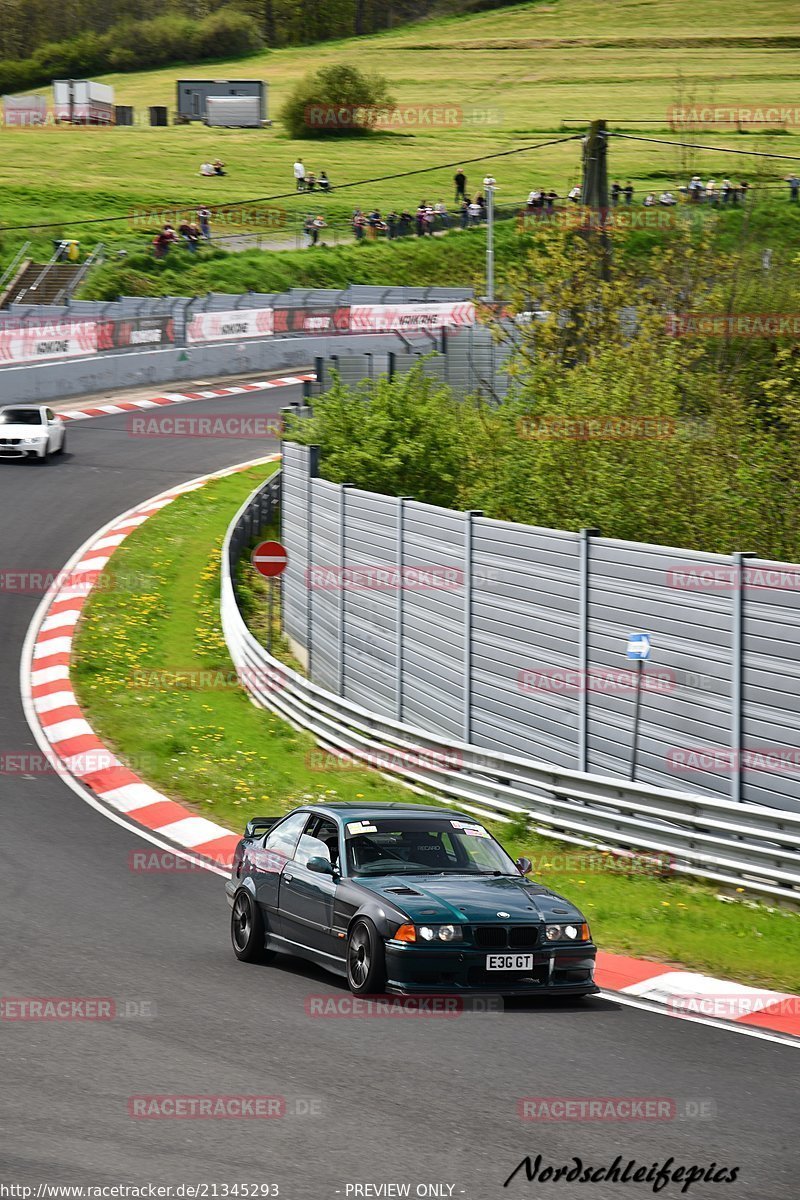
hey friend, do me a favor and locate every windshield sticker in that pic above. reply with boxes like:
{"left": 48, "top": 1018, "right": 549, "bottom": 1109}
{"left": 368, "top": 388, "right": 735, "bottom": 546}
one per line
{"left": 347, "top": 821, "right": 377, "bottom": 834}
{"left": 452, "top": 820, "right": 489, "bottom": 837}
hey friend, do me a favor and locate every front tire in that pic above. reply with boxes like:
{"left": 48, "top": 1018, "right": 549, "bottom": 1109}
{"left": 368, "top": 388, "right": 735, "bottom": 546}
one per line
{"left": 346, "top": 919, "right": 386, "bottom": 996}
{"left": 231, "top": 890, "right": 275, "bottom": 963}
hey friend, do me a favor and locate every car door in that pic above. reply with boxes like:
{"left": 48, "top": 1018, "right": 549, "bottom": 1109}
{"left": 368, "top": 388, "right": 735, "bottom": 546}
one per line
{"left": 251, "top": 811, "right": 308, "bottom": 936}
{"left": 45, "top": 409, "right": 59, "bottom": 452}
{"left": 278, "top": 816, "right": 343, "bottom": 964}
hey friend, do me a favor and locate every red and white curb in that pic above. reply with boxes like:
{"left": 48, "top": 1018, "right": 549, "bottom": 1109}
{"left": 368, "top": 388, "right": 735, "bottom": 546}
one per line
{"left": 22, "top": 456, "right": 281, "bottom": 873}
{"left": 58, "top": 374, "right": 315, "bottom": 422}
{"left": 20, "top": 461, "right": 800, "bottom": 1044}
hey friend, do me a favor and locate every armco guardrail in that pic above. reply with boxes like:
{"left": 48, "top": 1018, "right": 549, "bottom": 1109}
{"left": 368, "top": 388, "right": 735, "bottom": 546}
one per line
{"left": 221, "top": 473, "right": 800, "bottom": 901}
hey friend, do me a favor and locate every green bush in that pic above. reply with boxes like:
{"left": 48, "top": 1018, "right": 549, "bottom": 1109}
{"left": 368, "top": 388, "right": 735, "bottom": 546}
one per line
{"left": 279, "top": 63, "right": 395, "bottom": 139}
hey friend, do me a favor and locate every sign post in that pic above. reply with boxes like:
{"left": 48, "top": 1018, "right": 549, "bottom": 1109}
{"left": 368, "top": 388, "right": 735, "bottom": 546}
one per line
{"left": 251, "top": 540, "right": 289, "bottom": 655}
{"left": 626, "top": 633, "right": 652, "bottom": 782}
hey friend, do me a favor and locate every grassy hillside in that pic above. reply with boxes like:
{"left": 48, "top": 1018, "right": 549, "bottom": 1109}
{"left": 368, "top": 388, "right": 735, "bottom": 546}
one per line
{"left": 0, "top": 0, "right": 798, "bottom": 265}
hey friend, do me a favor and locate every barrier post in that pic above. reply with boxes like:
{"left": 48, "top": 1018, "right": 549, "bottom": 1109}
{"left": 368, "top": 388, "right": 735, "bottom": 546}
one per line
{"left": 578, "top": 527, "right": 600, "bottom": 772}
{"left": 731, "top": 550, "right": 755, "bottom": 802}
{"left": 463, "top": 511, "right": 483, "bottom": 743}
{"left": 396, "top": 497, "right": 413, "bottom": 721}
{"left": 307, "top": 446, "right": 321, "bottom": 679}
{"left": 338, "top": 484, "right": 353, "bottom": 696}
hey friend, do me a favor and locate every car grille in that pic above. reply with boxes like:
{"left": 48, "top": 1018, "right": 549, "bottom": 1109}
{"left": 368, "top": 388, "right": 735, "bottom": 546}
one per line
{"left": 0, "top": 438, "right": 21, "bottom": 446}
{"left": 473, "top": 925, "right": 539, "bottom": 948}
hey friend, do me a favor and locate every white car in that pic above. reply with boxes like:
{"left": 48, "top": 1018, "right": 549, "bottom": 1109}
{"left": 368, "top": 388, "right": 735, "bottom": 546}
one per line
{"left": 0, "top": 405, "right": 66, "bottom": 461}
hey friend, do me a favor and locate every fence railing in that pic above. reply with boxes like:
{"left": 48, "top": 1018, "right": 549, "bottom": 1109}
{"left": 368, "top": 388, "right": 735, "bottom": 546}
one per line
{"left": 221, "top": 472, "right": 800, "bottom": 901}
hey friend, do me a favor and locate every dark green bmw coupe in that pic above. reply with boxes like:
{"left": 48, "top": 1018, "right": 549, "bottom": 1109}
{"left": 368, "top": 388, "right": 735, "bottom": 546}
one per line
{"left": 225, "top": 802, "right": 598, "bottom": 997}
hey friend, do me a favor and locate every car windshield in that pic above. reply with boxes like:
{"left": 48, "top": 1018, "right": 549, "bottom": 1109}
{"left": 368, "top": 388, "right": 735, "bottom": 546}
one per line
{"left": 344, "top": 817, "right": 518, "bottom": 877}
{"left": 0, "top": 408, "right": 43, "bottom": 425}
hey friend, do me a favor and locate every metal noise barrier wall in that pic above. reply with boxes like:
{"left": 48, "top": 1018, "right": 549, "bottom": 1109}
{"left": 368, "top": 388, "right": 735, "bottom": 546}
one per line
{"left": 279, "top": 425, "right": 800, "bottom": 818}
{"left": 222, "top": 471, "right": 800, "bottom": 901}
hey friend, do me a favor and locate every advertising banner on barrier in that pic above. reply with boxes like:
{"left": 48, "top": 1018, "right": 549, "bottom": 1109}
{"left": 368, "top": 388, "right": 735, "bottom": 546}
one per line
{"left": 272, "top": 307, "right": 351, "bottom": 334}
{"left": 187, "top": 308, "right": 274, "bottom": 344}
{"left": 349, "top": 302, "right": 475, "bottom": 332}
{"left": 97, "top": 317, "right": 175, "bottom": 352}
{"left": 0, "top": 319, "right": 98, "bottom": 364}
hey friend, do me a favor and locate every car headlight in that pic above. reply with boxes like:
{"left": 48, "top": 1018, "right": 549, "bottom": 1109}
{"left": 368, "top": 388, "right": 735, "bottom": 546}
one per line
{"left": 398, "top": 924, "right": 463, "bottom": 943}
{"left": 546, "top": 923, "right": 590, "bottom": 942}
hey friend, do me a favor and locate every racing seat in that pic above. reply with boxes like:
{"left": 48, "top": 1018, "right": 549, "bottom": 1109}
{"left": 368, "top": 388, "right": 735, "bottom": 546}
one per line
{"left": 401, "top": 833, "right": 452, "bottom": 868}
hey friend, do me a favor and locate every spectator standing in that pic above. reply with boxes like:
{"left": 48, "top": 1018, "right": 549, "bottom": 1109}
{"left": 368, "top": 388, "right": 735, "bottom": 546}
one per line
{"left": 786, "top": 174, "right": 800, "bottom": 201}
{"left": 459, "top": 198, "right": 470, "bottom": 229}
{"left": 153, "top": 225, "right": 177, "bottom": 259}
{"left": 386, "top": 211, "right": 398, "bottom": 239}
{"left": 434, "top": 199, "right": 449, "bottom": 229}
{"left": 398, "top": 210, "right": 412, "bottom": 237}
{"left": 293, "top": 159, "right": 305, "bottom": 191}
{"left": 720, "top": 178, "right": 732, "bottom": 204}
{"left": 319, "top": 171, "right": 332, "bottom": 193}
{"left": 306, "top": 171, "right": 316, "bottom": 192}
{"left": 739, "top": 180, "right": 749, "bottom": 204}
{"left": 468, "top": 197, "right": 482, "bottom": 225}
{"left": 197, "top": 206, "right": 211, "bottom": 240}
{"left": 610, "top": 181, "right": 621, "bottom": 206}
{"left": 623, "top": 181, "right": 634, "bottom": 205}
{"left": 454, "top": 169, "right": 467, "bottom": 203}
{"left": 304, "top": 214, "right": 326, "bottom": 246}
{"left": 352, "top": 209, "right": 367, "bottom": 241}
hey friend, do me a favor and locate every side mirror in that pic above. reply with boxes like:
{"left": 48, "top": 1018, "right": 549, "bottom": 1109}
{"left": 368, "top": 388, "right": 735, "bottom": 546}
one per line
{"left": 515, "top": 856, "right": 533, "bottom": 876}
{"left": 307, "top": 856, "right": 334, "bottom": 876}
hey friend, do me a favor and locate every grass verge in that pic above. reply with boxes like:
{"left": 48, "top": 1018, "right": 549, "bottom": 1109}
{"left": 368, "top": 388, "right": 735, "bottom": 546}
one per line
{"left": 71, "top": 464, "right": 800, "bottom": 993}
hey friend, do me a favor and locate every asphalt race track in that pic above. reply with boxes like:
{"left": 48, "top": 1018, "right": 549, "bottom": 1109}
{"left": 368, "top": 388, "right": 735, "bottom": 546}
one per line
{"left": 0, "top": 389, "right": 796, "bottom": 1199}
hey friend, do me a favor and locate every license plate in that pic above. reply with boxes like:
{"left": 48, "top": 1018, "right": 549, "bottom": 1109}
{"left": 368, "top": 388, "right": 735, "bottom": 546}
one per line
{"left": 486, "top": 953, "right": 534, "bottom": 972}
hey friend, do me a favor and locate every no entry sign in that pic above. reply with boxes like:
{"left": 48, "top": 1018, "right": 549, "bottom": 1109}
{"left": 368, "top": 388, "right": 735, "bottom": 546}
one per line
{"left": 251, "top": 540, "right": 288, "bottom": 578}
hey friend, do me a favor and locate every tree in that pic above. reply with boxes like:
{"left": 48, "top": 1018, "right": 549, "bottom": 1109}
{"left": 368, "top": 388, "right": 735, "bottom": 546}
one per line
{"left": 279, "top": 62, "right": 394, "bottom": 138}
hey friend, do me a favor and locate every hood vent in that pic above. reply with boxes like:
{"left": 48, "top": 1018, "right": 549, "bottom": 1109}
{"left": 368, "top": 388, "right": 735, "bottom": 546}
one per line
{"left": 385, "top": 885, "right": 424, "bottom": 897}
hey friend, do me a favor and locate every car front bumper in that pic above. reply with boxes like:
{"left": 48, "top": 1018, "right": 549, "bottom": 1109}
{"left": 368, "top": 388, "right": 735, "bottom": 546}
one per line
{"left": 384, "top": 941, "right": 598, "bottom": 996}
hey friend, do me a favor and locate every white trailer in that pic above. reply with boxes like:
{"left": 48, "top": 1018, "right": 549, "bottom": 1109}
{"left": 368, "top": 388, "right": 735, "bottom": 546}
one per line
{"left": 53, "top": 80, "right": 114, "bottom": 124}
{"left": 205, "top": 95, "right": 262, "bottom": 128}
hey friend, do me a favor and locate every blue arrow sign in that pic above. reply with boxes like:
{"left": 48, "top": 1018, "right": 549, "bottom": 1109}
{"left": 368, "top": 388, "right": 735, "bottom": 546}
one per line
{"left": 626, "top": 633, "right": 652, "bottom": 661}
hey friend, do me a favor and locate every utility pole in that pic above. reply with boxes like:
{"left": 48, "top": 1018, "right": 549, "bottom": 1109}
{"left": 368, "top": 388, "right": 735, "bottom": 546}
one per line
{"left": 484, "top": 176, "right": 496, "bottom": 303}
{"left": 581, "top": 119, "right": 611, "bottom": 280}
